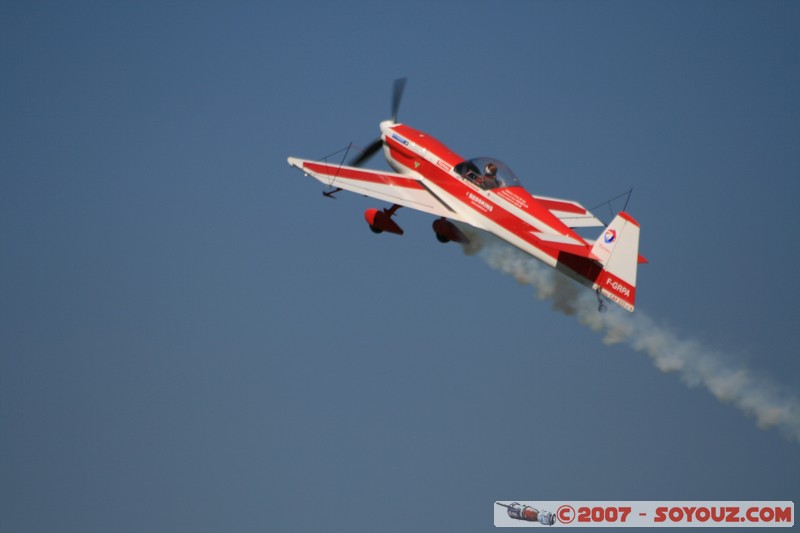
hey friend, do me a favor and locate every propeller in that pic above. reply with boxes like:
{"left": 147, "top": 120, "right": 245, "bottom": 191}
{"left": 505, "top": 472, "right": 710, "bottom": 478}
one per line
{"left": 347, "top": 77, "right": 407, "bottom": 168}
{"left": 348, "top": 138, "right": 383, "bottom": 168}
{"left": 391, "top": 77, "right": 407, "bottom": 123}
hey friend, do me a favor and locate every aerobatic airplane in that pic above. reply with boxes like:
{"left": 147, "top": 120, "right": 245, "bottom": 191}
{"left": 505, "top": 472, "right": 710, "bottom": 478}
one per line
{"left": 288, "top": 79, "right": 646, "bottom": 312}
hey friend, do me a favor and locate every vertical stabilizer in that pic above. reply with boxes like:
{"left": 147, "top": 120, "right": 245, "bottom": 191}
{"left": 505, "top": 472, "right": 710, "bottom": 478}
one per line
{"left": 591, "top": 212, "right": 641, "bottom": 311}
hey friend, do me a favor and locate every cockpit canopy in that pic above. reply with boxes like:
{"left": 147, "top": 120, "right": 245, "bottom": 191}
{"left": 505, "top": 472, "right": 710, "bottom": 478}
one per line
{"left": 454, "top": 157, "right": 521, "bottom": 190}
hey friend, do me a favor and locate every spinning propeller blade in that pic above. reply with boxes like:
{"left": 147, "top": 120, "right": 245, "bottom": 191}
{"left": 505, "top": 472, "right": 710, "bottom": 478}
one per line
{"left": 348, "top": 78, "right": 407, "bottom": 167}
{"left": 391, "top": 77, "right": 407, "bottom": 123}
{"left": 348, "top": 138, "right": 383, "bottom": 167}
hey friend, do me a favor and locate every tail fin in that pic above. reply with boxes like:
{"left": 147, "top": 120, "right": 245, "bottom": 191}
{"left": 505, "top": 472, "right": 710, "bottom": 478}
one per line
{"left": 591, "top": 212, "right": 641, "bottom": 312}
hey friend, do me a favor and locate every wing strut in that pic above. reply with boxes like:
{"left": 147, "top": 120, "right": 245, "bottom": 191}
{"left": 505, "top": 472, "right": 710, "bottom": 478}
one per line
{"left": 590, "top": 188, "right": 634, "bottom": 224}
{"left": 320, "top": 140, "right": 388, "bottom": 199}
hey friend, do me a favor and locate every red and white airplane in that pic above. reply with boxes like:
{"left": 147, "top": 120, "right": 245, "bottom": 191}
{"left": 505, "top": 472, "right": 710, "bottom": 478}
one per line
{"left": 288, "top": 80, "right": 646, "bottom": 312}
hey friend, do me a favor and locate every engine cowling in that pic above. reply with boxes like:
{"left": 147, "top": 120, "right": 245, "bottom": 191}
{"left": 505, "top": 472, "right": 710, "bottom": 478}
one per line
{"left": 364, "top": 208, "right": 404, "bottom": 235}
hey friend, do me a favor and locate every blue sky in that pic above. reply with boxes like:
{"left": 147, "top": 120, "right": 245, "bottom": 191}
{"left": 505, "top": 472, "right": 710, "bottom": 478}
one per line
{"left": 2, "top": 1, "right": 799, "bottom": 531}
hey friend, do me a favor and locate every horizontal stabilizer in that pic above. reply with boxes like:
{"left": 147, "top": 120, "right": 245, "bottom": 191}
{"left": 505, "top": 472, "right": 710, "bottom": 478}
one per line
{"left": 531, "top": 231, "right": 596, "bottom": 260}
{"left": 532, "top": 195, "right": 605, "bottom": 228}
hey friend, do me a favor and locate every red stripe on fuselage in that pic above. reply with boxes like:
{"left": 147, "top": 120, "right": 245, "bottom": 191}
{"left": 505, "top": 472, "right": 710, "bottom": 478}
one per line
{"left": 384, "top": 125, "right": 591, "bottom": 262}
{"left": 391, "top": 124, "right": 463, "bottom": 167}
{"left": 555, "top": 253, "right": 636, "bottom": 308}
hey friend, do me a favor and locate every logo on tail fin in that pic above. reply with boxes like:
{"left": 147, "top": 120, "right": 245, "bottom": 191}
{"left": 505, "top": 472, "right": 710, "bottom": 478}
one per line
{"left": 604, "top": 229, "right": 617, "bottom": 244}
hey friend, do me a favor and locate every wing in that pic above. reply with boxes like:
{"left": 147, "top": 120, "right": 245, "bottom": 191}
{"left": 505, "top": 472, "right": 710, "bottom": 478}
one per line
{"left": 531, "top": 194, "right": 605, "bottom": 228}
{"left": 288, "top": 157, "right": 463, "bottom": 221}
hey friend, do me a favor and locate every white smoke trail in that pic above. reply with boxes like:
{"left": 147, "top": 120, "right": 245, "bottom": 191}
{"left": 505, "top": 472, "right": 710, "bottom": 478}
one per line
{"left": 462, "top": 230, "right": 800, "bottom": 442}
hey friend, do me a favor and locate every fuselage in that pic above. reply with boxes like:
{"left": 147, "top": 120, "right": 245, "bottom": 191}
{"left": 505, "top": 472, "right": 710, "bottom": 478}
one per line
{"left": 378, "top": 120, "right": 605, "bottom": 288}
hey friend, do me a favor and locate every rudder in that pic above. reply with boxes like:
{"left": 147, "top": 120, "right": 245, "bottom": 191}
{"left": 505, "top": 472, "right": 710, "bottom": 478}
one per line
{"left": 591, "top": 212, "right": 641, "bottom": 312}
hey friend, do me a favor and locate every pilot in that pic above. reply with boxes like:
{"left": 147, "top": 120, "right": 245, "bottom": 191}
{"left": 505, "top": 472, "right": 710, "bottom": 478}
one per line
{"left": 481, "top": 162, "right": 499, "bottom": 190}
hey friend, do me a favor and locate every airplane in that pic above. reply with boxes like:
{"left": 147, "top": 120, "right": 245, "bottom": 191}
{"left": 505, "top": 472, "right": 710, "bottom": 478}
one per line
{"left": 496, "top": 502, "right": 556, "bottom": 526}
{"left": 288, "top": 79, "right": 646, "bottom": 312}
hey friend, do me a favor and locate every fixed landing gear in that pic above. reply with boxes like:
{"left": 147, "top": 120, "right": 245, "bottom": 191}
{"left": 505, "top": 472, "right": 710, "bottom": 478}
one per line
{"left": 364, "top": 205, "right": 403, "bottom": 235}
{"left": 432, "top": 218, "right": 469, "bottom": 244}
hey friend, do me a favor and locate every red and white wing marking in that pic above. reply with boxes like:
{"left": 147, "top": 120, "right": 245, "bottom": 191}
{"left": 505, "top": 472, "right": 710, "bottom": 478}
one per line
{"left": 288, "top": 157, "right": 463, "bottom": 221}
{"left": 531, "top": 195, "right": 605, "bottom": 228}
